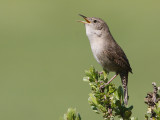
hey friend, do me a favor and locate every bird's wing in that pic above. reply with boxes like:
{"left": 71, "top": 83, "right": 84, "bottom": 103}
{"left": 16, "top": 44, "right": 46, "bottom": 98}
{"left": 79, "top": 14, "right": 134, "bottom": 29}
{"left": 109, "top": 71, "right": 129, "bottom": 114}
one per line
{"left": 106, "top": 46, "right": 132, "bottom": 73}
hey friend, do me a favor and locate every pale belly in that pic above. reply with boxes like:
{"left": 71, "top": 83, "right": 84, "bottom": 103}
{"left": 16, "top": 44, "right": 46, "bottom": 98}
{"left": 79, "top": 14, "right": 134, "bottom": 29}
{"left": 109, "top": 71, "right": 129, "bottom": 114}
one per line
{"left": 88, "top": 34, "right": 119, "bottom": 72}
{"left": 91, "top": 44, "right": 118, "bottom": 72}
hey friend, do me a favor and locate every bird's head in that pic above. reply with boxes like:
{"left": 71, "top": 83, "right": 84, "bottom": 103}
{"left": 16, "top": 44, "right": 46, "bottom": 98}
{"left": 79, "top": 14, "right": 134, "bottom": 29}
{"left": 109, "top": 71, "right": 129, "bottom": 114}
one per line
{"left": 78, "top": 14, "right": 109, "bottom": 38}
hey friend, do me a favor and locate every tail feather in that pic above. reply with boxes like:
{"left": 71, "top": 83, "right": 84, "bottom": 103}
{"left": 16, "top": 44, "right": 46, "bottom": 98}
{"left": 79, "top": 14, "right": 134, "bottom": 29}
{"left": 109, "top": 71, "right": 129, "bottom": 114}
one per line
{"left": 120, "top": 72, "right": 128, "bottom": 105}
{"left": 124, "top": 86, "right": 128, "bottom": 105}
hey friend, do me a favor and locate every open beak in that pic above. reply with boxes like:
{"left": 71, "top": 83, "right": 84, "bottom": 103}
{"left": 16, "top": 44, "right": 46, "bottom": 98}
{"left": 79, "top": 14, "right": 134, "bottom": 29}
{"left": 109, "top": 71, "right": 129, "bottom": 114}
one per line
{"left": 78, "top": 14, "right": 90, "bottom": 24}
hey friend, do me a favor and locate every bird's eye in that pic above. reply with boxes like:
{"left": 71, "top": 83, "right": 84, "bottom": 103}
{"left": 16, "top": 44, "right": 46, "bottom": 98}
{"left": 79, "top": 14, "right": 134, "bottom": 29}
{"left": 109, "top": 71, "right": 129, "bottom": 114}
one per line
{"left": 93, "top": 20, "right": 97, "bottom": 23}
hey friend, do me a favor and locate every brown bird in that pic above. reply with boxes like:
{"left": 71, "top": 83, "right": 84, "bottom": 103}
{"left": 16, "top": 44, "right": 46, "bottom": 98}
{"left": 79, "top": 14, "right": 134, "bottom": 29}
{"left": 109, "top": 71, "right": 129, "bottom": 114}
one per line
{"left": 79, "top": 14, "right": 132, "bottom": 105}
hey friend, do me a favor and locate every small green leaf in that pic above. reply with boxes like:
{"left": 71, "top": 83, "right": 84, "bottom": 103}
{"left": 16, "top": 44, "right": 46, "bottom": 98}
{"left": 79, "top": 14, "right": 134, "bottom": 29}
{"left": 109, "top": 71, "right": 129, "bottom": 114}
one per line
{"left": 83, "top": 77, "right": 89, "bottom": 82}
{"left": 63, "top": 108, "right": 81, "bottom": 120}
{"left": 103, "top": 71, "right": 107, "bottom": 80}
{"left": 118, "top": 86, "right": 123, "bottom": 100}
{"left": 88, "top": 93, "right": 98, "bottom": 105}
{"left": 109, "top": 85, "right": 116, "bottom": 94}
{"left": 77, "top": 113, "right": 81, "bottom": 120}
{"left": 131, "top": 117, "right": 138, "bottom": 120}
{"left": 115, "top": 100, "right": 121, "bottom": 108}
{"left": 91, "top": 106, "right": 99, "bottom": 114}
{"left": 124, "top": 110, "right": 132, "bottom": 119}
{"left": 97, "top": 104, "right": 106, "bottom": 112}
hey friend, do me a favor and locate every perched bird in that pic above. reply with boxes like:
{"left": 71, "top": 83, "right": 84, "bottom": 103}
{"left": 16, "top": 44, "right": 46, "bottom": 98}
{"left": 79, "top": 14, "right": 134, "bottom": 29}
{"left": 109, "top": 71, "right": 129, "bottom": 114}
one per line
{"left": 79, "top": 14, "right": 132, "bottom": 105}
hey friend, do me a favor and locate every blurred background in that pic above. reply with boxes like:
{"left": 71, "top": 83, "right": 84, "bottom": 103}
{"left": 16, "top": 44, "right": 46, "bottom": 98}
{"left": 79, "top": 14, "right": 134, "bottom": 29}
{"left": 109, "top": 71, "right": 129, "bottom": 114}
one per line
{"left": 0, "top": 0, "right": 160, "bottom": 119}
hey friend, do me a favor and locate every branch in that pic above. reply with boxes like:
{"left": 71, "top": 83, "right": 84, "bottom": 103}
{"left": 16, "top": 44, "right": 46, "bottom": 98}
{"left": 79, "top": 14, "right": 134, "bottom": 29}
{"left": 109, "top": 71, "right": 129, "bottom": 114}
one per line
{"left": 145, "top": 82, "right": 160, "bottom": 120}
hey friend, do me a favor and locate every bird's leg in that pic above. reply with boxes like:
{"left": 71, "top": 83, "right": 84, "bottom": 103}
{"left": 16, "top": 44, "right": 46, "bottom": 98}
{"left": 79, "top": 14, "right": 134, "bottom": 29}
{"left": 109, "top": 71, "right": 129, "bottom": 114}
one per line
{"left": 105, "top": 74, "right": 118, "bottom": 85}
{"left": 100, "top": 74, "right": 118, "bottom": 92}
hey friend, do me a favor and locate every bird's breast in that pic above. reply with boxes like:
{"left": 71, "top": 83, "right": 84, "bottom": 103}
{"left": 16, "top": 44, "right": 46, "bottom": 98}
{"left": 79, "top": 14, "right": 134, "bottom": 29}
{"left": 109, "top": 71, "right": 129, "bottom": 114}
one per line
{"left": 89, "top": 38, "right": 116, "bottom": 72}
{"left": 89, "top": 38, "right": 105, "bottom": 64}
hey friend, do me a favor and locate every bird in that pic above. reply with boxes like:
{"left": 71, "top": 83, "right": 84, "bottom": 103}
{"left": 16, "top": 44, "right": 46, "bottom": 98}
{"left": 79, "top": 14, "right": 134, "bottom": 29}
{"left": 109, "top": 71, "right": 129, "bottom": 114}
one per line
{"left": 78, "top": 14, "right": 132, "bottom": 105}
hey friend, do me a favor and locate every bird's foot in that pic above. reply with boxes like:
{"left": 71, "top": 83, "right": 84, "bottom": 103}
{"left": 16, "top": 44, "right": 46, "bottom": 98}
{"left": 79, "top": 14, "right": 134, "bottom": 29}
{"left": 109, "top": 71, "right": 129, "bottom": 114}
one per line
{"left": 100, "top": 85, "right": 105, "bottom": 92}
{"left": 106, "top": 74, "right": 118, "bottom": 85}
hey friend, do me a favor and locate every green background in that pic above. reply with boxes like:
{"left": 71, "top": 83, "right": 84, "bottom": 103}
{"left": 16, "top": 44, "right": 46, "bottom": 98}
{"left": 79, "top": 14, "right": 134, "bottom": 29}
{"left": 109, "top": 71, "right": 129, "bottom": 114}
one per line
{"left": 0, "top": 0, "right": 160, "bottom": 119}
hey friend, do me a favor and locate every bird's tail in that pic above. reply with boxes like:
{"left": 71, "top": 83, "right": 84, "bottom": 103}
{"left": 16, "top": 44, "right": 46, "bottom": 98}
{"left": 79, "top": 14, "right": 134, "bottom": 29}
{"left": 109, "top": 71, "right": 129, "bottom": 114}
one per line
{"left": 120, "top": 73, "right": 128, "bottom": 105}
